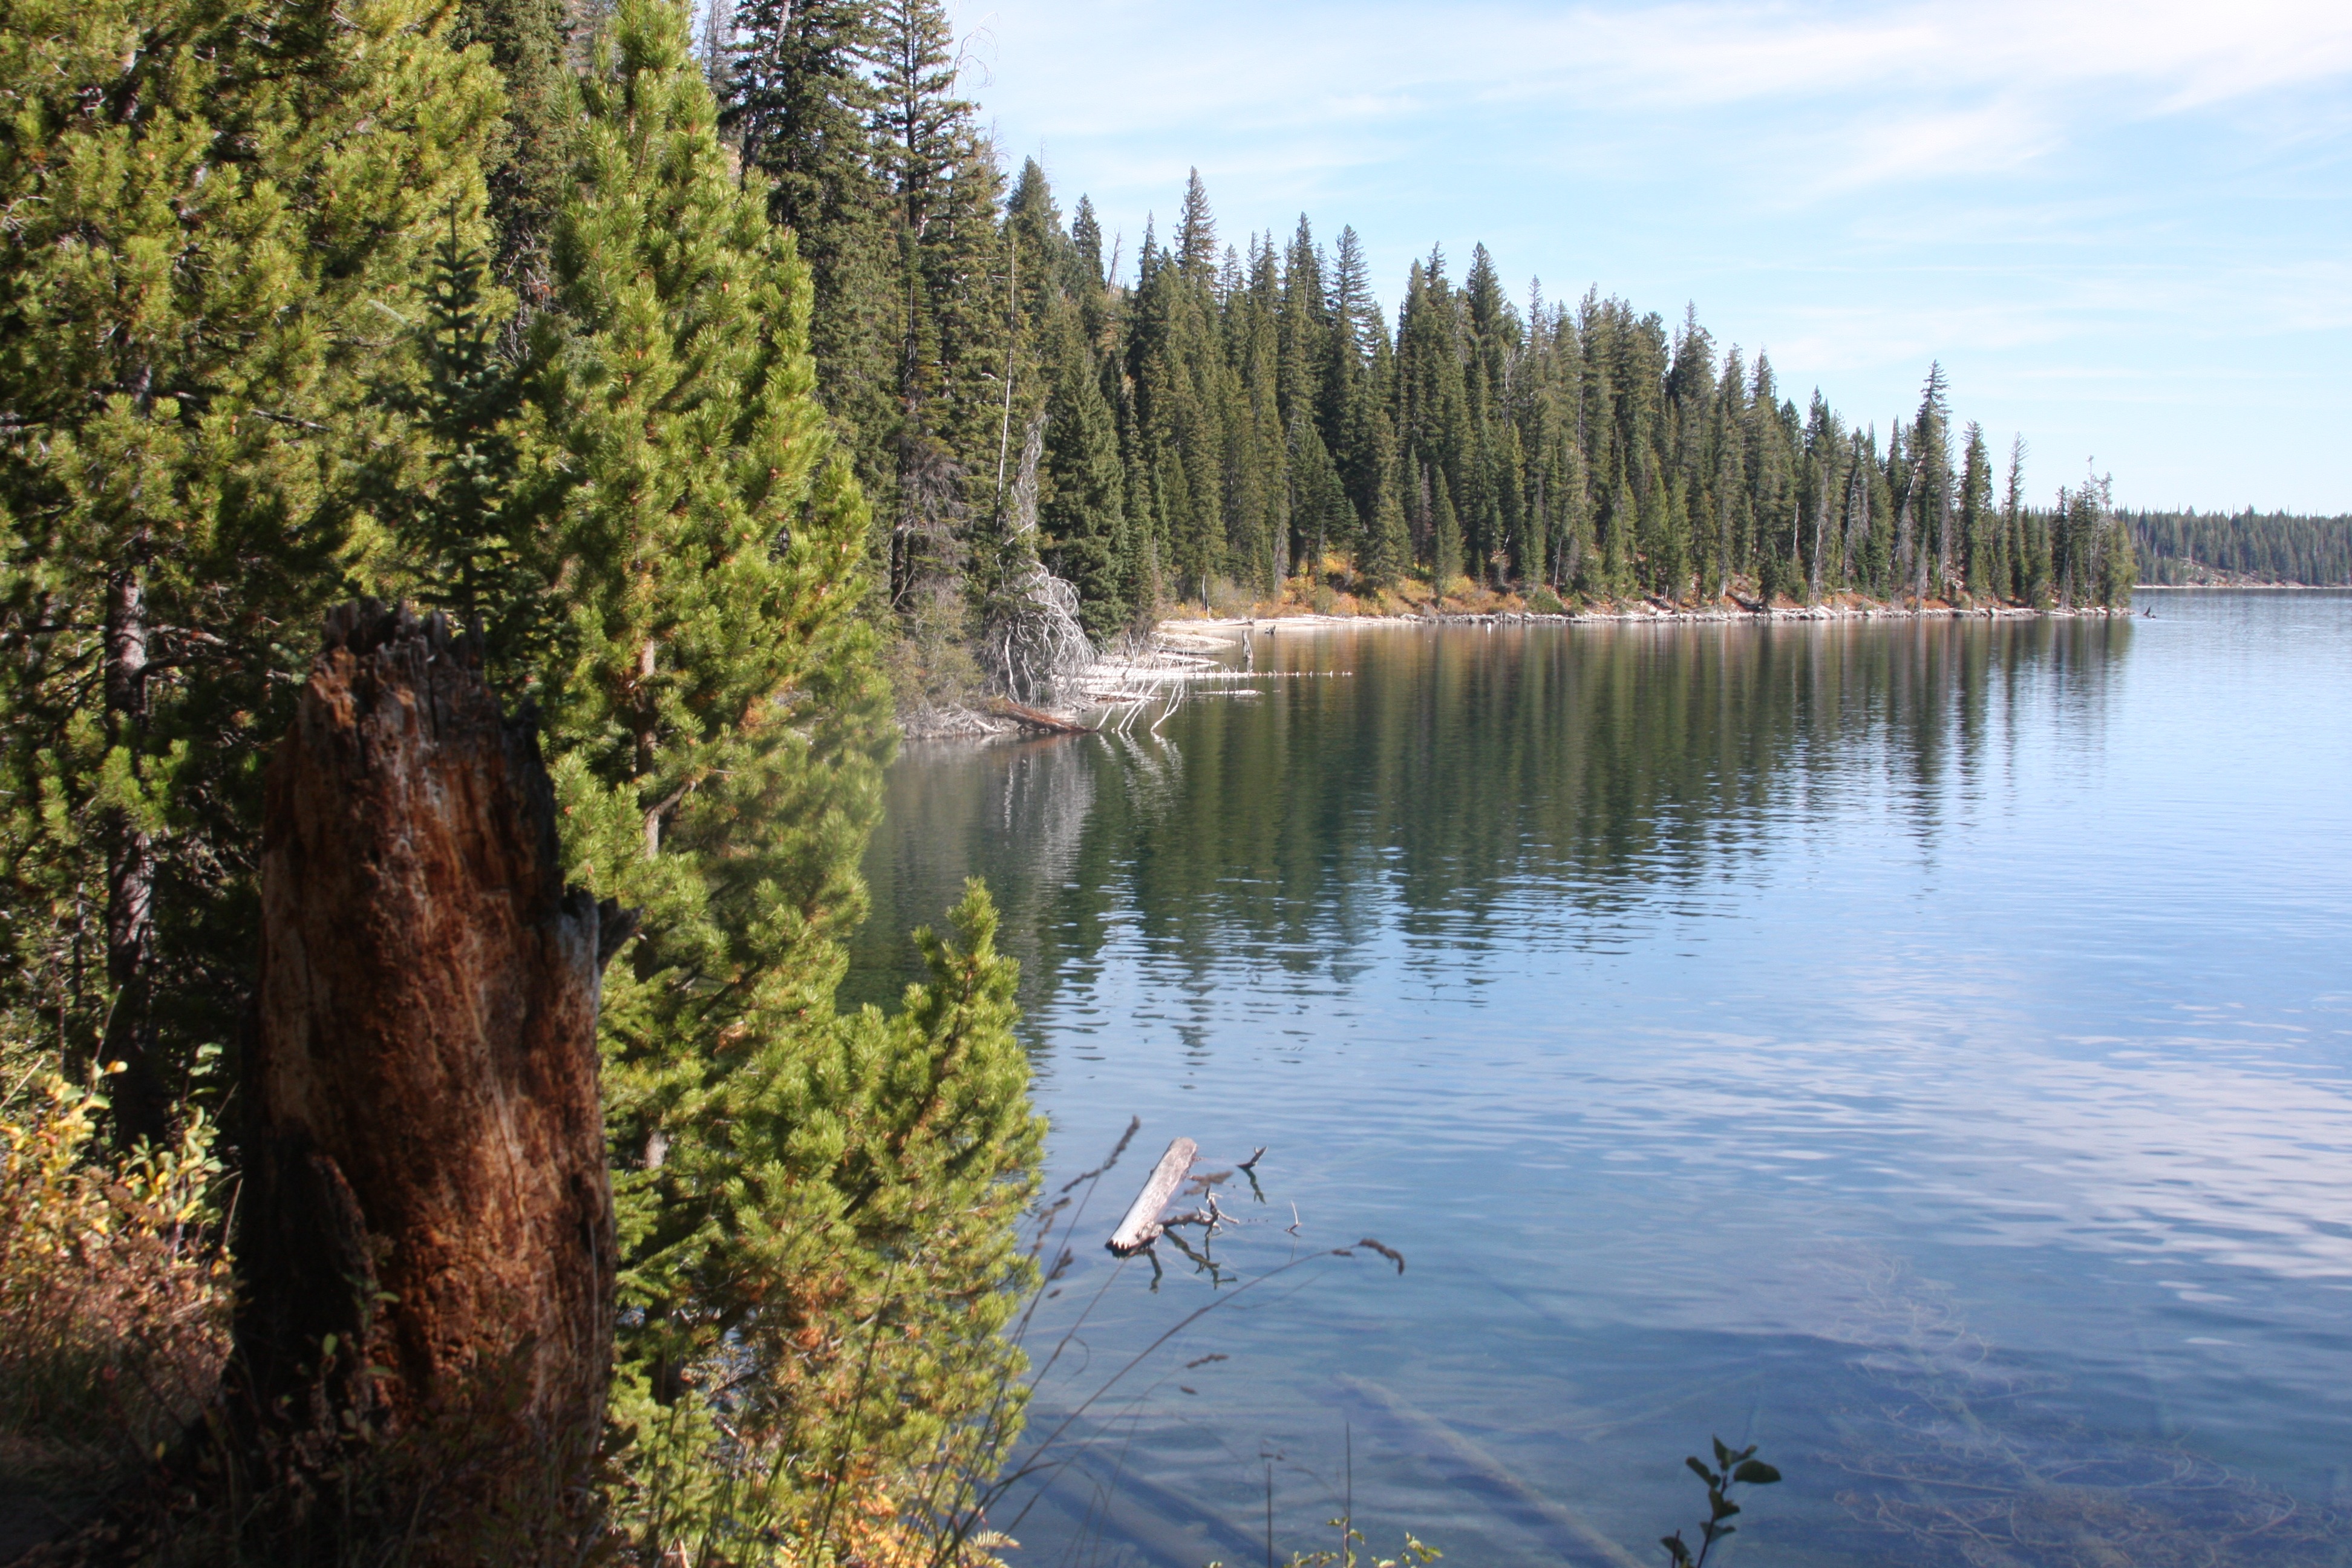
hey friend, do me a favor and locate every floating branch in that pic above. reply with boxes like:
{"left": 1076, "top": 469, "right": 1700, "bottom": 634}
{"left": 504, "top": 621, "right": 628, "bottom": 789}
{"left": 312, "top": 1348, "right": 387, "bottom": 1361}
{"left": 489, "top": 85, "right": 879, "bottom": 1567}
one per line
{"left": 1106, "top": 1135, "right": 1197, "bottom": 1255}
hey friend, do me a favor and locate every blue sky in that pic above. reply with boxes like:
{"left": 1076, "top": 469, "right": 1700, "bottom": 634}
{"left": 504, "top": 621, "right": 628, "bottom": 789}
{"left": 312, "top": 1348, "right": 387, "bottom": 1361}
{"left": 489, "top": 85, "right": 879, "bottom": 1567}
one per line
{"left": 954, "top": 0, "right": 2352, "bottom": 512}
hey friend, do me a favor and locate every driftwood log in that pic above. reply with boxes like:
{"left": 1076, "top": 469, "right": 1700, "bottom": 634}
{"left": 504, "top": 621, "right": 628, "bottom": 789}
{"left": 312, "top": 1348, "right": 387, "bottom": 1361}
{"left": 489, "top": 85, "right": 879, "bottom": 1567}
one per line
{"left": 1106, "top": 1137, "right": 1197, "bottom": 1255}
{"left": 228, "top": 603, "right": 630, "bottom": 1541}
{"left": 987, "top": 697, "right": 1096, "bottom": 736}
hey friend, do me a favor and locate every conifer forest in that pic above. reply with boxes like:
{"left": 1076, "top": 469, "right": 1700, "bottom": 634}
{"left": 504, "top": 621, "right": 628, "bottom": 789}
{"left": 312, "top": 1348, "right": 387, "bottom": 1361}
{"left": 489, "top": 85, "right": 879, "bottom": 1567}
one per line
{"left": 713, "top": 0, "right": 2146, "bottom": 664}
{"left": 0, "top": 0, "right": 2337, "bottom": 1562}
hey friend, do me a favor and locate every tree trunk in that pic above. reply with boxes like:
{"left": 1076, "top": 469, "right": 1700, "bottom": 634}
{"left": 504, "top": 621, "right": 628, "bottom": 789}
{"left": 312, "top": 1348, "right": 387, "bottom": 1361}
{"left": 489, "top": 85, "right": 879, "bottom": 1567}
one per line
{"left": 229, "top": 601, "right": 632, "bottom": 1554}
{"left": 100, "top": 559, "right": 164, "bottom": 1150}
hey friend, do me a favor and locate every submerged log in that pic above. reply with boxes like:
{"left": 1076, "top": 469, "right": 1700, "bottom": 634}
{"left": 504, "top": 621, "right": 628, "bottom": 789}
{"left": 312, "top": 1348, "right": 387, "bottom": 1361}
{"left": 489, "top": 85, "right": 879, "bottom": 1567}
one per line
{"left": 988, "top": 696, "right": 1097, "bottom": 735}
{"left": 1106, "top": 1137, "right": 1197, "bottom": 1255}
{"left": 230, "top": 602, "right": 630, "bottom": 1540}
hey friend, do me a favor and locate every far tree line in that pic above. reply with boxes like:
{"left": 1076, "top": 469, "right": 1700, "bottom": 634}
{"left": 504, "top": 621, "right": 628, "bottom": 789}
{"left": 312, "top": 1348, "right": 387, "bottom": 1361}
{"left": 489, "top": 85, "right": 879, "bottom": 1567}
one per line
{"left": 2128, "top": 511, "right": 2352, "bottom": 586}
{"left": 647, "top": 0, "right": 2143, "bottom": 659}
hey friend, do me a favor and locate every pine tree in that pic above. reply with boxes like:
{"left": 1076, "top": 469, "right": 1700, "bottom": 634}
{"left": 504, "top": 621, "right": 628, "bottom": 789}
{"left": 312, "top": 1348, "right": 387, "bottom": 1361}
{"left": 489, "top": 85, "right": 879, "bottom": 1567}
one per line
{"left": 522, "top": 0, "right": 1036, "bottom": 1537}
{"left": 0, "top": 0, "right": 503, "bottom": 1142}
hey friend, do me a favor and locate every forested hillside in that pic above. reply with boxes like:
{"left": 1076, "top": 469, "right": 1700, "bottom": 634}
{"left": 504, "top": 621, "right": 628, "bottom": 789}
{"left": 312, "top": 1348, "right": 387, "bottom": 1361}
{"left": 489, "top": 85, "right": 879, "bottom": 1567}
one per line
{"left": 713, "top": 0, "right": 2136, "bottom": 685}
{"left": 2128, "top": 511, "right": 2352, "bottom": 586}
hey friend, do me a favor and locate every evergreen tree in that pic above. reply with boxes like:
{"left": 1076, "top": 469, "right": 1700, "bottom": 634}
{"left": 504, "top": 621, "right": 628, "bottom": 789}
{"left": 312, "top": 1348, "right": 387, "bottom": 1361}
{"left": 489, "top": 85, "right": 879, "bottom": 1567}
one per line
{"left": 1038, "top": 304, "right": 1129, "bottom": 637}
{"left": 522, "top": 0, "right": 1037, "bottom": 1537}
{"left": 1433, "top": 473, "right": 1464, "bottom": 592}
{"left": 0, "top": 0, "right": 503, "bottom": 1142}
{"left": 727, "top": 0, "right": 898, "bottom": 515}
{"left": 460, "top": 0, "right": 577, "bottom": 273}
{"left": 1959, "top": 421, "right": 1993, "bottom": 600}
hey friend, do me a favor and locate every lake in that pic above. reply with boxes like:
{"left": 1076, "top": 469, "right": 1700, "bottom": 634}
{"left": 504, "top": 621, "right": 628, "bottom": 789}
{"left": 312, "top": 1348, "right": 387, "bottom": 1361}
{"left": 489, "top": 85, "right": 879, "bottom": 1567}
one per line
{"left": 846, "top": 590, "right": 2352, "bottom": 1568}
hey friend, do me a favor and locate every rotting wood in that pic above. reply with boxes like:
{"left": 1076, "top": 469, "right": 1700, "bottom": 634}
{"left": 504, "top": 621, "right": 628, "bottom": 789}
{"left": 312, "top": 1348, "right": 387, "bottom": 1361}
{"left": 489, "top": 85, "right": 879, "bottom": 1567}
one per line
{"left": 1106, "top": 1137, "right": 1197, "bottom": 1255}
{"left": 230, "top": 601, "right": 631, "bottom": 1549}
{"left": 1334, "top": 1374, "right": 1648, "bottom": 1568}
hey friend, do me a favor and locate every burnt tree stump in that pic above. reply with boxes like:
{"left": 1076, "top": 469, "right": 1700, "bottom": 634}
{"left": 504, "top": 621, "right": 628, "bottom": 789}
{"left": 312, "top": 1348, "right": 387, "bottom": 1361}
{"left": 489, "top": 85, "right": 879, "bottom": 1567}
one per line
{"left": 230, "top": 603, "right": 632, "bottom": 1539}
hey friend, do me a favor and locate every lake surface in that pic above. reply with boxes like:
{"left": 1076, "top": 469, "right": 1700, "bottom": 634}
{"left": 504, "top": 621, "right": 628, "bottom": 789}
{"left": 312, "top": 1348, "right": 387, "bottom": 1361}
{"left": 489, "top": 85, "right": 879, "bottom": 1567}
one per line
{"left": 846, "top": 590, "right": 2352, "bottom": 1568}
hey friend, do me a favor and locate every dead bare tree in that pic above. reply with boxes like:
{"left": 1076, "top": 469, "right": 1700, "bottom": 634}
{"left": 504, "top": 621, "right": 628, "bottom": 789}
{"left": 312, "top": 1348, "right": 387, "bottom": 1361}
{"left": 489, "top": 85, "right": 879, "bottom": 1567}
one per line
{"left": 984, "top": 413, "right": 1094, "bottom": 705}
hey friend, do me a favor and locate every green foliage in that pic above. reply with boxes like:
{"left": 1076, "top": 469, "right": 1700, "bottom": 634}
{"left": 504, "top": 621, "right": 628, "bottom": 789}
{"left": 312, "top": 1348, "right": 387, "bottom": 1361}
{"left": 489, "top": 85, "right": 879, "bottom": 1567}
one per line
{"left": 608, "top": 883, "right": 1040, "bottom": 1557}
{"left": 0, "top": 0, "right": 503, "bottom": 1139}
{"left": 370, "top": 206, "right": 551, "bottom": 668}
{"left": 510, "top": 3, "right": 1041, "bottom": 1547}
{"left": 1038, "top": 304, "right": 1130, "bottom": 638}
{"left": 0, "top": 1066, "right": 228, "bottom": 1493}
{"left": 5, "top": 1, "right": 1043, "bottom": 1552}
{"left": 1660, "top": 1437, "right": 1782, "bottom": 1568}
{"left": 459, "top": 0, "right": 577, "bottom": 272}
{"left": 2129, "top": 508, "right": 2350, "bottom": 586}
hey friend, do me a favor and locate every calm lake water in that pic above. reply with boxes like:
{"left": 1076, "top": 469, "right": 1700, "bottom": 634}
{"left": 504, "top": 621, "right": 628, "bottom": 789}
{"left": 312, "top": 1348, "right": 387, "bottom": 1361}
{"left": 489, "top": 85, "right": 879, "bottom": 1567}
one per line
{"left": 846, "top": 590, "right": 2352, "bottom": 1568}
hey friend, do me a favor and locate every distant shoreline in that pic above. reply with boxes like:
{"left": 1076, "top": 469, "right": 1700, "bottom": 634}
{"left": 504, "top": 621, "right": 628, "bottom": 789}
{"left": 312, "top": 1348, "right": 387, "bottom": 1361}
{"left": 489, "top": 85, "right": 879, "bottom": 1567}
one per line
{"left": 1160, "top": 598, "right": 2130, "bottom": 637}
{"left": 903, "top": 598, "right": 2141, "bottom": 740}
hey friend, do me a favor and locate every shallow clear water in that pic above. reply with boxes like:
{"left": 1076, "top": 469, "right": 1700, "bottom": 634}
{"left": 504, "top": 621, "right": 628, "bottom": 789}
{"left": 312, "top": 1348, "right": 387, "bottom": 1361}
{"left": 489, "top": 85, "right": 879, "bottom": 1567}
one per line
{"left": 846, "top": 590, "right": 2352, "bottom": 1568}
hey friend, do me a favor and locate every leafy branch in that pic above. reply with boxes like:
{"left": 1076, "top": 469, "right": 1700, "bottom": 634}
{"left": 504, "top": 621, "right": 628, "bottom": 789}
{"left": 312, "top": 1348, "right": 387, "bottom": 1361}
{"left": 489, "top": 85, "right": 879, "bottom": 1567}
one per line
{"left": 1661, "top": 1436, "right": 1781, "bottom": 1568}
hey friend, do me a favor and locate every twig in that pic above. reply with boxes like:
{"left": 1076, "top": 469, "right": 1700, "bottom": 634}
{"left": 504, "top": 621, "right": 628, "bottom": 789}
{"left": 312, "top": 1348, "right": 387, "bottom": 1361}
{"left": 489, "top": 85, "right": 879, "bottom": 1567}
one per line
{"left": 1059, "top": 1115, "right": 1140, "bottom": 1194}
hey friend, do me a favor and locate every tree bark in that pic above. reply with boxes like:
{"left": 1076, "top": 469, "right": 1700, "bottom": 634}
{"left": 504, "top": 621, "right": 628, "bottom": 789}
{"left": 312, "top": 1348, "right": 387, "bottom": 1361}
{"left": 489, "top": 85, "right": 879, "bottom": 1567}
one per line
{"left": 229, "top": 601, "right": 632, "bottom": 1549}
{"left": 100, "top": 558, "right": 164, "bottom": 1150}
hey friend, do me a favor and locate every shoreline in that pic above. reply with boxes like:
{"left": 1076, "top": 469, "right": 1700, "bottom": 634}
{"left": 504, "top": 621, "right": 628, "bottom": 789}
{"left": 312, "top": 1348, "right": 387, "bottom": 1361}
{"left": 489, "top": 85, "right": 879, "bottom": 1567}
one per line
{"left": 899, "top": 595, "right": 2136, "bottom": 742}
{"left": 1160, "top": 599, "right": 2126, "bottom": 636}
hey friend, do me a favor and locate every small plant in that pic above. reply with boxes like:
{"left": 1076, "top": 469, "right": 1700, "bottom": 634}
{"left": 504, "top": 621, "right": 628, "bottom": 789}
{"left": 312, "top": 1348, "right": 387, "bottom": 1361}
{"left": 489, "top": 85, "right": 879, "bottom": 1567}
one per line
{"left": 1270, "top": 1523, "right": 1440, "bottom": 1568}
{"left": 1526, "top": 584, "right": 1567, "bottom": 615}
{"left": 0, "top": 1066, "right": 229, "bottom": 1492}
{"left": 1660, "top": 1437, "right": 1780, "bottom": 1567}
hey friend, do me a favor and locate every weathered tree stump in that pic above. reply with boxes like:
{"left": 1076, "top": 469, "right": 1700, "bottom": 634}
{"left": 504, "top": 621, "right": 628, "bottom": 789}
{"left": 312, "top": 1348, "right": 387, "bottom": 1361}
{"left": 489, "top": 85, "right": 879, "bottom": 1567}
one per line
{"left": 228, "top": 602, "right": 631, "bottom": 1546}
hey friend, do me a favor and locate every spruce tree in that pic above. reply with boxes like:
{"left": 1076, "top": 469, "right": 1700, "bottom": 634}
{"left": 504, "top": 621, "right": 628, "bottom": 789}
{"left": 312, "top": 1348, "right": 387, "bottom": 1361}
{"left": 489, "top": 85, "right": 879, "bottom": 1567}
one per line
{"left": 1433, "top": 474, "right": 1465, "bottom": 594}
{"left": 727, "top": 0, "right": 898, "bottom": 514}
{"left": 460, "top": 0, "right": 577, "bottom": 272}
{"left": 1039, "top": 304, "right": 1129, "bottom": 638}
{"left": 1959, "top": 421, "right": 1994, "bottom": 600}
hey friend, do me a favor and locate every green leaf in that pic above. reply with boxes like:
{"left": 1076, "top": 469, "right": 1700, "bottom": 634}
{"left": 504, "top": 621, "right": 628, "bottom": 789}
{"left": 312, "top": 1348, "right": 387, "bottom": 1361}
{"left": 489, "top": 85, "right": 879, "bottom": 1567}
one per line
{"left": 1732, "top": 1459, "right": 1782, "bottom": 1486}
{"left": 1685, "top": 1456, "right": 1713, "bottom": 1483}
{"left": 1711, "top": 1436, "right": 1732, "bottom": 1466}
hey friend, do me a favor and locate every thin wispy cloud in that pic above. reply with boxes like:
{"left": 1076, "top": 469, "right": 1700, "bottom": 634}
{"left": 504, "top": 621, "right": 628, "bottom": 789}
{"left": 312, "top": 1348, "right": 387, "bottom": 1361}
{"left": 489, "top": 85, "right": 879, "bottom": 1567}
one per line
{"left": 969, "top": 0, "right": 2352, "bottom": 508}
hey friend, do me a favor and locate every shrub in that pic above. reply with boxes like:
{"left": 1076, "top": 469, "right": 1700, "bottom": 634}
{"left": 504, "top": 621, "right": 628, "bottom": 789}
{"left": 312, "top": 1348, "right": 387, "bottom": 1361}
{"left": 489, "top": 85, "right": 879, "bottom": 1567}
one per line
{"left": 0, "top": 1068, "right": 227, "bottom": 1494}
